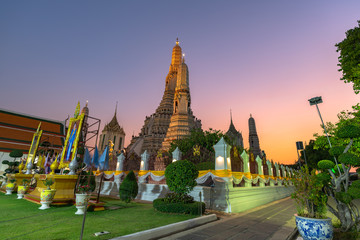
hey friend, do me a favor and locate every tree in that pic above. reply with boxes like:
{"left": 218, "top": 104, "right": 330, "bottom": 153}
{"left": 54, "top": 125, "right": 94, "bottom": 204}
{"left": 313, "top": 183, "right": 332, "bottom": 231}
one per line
{"left": 119, "top": 171, "right": 138, "bottom": 203}
{"left": 165, "top": 160, "right": 198, "bottom": 197}
{"left": 335, "top": 20, "right": 360, "bottom": 94}
{"left": 317, "top": 123, "right": 360, "bottom": 232}
{"left": 300, "top": 140, "right": 332, "bottom": 171}
{"left": 313, "top": 105, "right": 360, "bottom": 232}
{"left": 9, "top": 149, "right": 23, "bottom": 161}
{"left": 314, "top": 104, "right": 360, "bottom": 158}
{"left": 169, "top": 128, "right": 231, "bottom": 165}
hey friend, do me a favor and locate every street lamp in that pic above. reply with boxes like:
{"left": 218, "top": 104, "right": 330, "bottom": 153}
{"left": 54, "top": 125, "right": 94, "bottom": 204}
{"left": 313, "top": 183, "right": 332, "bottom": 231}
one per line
{"left": 308, "top": 96, "right": 341, "bottom": 172}
{"left": 295, "top": 141, "right": 307, "bottom": 167}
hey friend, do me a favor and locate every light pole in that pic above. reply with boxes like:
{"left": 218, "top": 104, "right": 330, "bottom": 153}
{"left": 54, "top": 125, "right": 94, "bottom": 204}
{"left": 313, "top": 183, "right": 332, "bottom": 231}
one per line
{"left": 308, "top": 96, "right": 341, "bottom": 173}
{"left": 296, "top": 141, "right": 307, "bottom": 166}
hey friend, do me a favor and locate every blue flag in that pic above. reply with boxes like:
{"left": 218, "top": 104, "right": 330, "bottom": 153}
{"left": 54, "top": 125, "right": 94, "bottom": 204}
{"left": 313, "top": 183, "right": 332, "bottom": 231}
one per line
{"left": 83, "top": 147, "right": 91, "bottom": 168}
{"left": 98, "top": 146, "right": 109, "bottom": 171}
{"left": 92, "top": 146, "right": 99, "bottom": 168}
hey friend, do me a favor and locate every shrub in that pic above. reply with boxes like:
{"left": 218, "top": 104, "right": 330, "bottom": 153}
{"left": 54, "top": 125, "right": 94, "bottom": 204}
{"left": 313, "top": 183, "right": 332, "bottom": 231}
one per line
{"left": 318, "top": 160, "right": 335, "bottom": 170}
{"left": 316, "top": 172, "right": 331, "bottom": 185}
{"left": 339, "top": 153, "right": 360, "bottom": 166}
{"left": 329, "top": 146, "right": 345, "bottom": 157}
{"left": 336, "top": 125, "right": 360, "bottom": 139}
{"left": 153, "top": 198, "right": 205, "bottom": 215}
{"left": 78, "top": 170, "right": 96, "bottom": 193}
{"left": 350, "top": 180, "right": 360, "bottom": 188}
{"left": 165, "top": 160, "right": 198, "bottom": 196}
{"left": 119, "top": 171, "right": 138, "bottom": 203}
{"left": 9, "top": 150, "right": 23, "bottom": 158}
{"left": 163, "top": 192, "right": 194, "bottom": 204}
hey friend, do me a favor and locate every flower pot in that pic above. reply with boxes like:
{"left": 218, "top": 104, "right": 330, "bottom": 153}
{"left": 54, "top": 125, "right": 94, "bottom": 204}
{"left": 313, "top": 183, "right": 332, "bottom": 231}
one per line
{"left": 75, "top": 193, "right": 90, "bottom": 215}
{"left": 39, "top": 189, "right": 56, "bottom": 210}
{"left": 295, "top": 214, "right": 333, "bottom": 240}
{"left": 17, "top": 185, "right": 28, "bottom": 199}
{"left": 5, "top": 183, "right": 16, "bottom": 195}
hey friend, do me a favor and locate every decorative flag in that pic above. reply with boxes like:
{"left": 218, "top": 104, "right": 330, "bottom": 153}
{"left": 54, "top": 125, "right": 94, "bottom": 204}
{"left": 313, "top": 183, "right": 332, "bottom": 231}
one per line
{"left": 57, "top": 152, "right": 61, "bottom": 162}
{"left": 83, "top": 147, "right": 91, "bottom": 168}
{"left": 98, "top": 146, "right": 109, "bottom": 171}
{"left": 92, "top": 146, "right": 99, "bottom": 168}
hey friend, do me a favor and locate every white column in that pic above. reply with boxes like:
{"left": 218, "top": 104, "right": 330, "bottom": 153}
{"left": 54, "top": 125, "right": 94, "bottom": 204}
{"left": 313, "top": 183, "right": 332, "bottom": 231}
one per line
{"left": 140, "top": 150, "right": 149, "bottom": 171}
{"left": 214, "top": 137, "right": 231, "bottom": 171}
{"left": 266, "top": 160, "right": 275, "bottom": 186}
{"left": 241, "top": 150, "right": 252, "bottom": 187}
{"left": 172, "top": 147, "right": 182, "bottom": 162}
{"left": 255, "top": 156, "right": 265, "bottom": 187}
{"left": 275, "top": 163, "right": 281, "bottom": 186}
{"left": 116, "top": 153, "right": 125, "bottom": 171}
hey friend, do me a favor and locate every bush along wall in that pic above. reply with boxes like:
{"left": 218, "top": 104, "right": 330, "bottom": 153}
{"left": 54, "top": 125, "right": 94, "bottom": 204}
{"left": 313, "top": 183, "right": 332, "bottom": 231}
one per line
{"left": 153, "top": 198, "right": 205, "bottom": 215}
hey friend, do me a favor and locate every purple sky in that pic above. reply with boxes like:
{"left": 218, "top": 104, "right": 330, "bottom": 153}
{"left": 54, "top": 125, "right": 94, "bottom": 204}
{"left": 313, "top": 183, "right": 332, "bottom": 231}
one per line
{"left": 1, "top": 1, "right": 359, "bottom": 164}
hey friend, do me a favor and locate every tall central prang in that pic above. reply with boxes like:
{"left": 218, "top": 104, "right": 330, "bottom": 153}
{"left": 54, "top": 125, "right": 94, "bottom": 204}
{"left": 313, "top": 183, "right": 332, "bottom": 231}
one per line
{"left": 127, "top": 39, "right": 201, "bottom": 156}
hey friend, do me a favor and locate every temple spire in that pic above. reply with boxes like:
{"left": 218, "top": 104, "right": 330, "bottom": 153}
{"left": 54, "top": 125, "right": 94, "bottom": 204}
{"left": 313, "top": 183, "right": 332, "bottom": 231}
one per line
{"left": 171, "top": 38, "right": 182, "bottom": 66}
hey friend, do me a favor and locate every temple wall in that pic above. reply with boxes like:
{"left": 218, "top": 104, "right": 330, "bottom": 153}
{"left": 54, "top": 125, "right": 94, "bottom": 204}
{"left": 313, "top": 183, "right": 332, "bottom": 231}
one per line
{"left": 96, "top": 177, "right": 293, "bottom": 213}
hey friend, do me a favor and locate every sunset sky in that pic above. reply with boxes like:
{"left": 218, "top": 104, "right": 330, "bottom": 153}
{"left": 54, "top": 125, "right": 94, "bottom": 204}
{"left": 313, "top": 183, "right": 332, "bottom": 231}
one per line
{"left": 1, "top": 1, "right": 359, "bottom": 165}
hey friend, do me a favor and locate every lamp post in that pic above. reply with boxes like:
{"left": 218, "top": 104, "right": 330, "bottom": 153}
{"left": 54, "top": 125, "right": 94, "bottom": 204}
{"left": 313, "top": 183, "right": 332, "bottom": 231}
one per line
{"left": 308, "top": 96, "right": 341, "bottom": 173}
{"left": 172, "top": 147, "right": 181, "bottom": 163}
{"left": 296, "top": 141, "right": 307, "bottom": 167}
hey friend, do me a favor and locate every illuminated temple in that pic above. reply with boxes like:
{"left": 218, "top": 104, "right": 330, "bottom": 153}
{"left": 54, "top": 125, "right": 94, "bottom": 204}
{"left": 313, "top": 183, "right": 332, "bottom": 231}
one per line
{"left": 127, "top": 39, "right": 201, "bottom": 156}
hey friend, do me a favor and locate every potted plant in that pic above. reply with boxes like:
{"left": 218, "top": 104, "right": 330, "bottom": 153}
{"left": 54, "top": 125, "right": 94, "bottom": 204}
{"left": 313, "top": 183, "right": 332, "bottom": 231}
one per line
{"left": 5, "top": 178, "right": 16, "bottom": 195}
{"left": 39, "top": 178, "right": 56, "bottom": 210}
{"left": 316, "top": 124, "right": 360, "bottom": 239}
{"left": 75, "top": 183, "right": 92, "bottom": 215}
{"left": 74, "top": 170, "right": 96, "bottom": 215}
{"left": 291, "top": 166, "right": 333, "bottom": 240}
{"left": 17, "top": 179, "right": 30, "bottom": 199}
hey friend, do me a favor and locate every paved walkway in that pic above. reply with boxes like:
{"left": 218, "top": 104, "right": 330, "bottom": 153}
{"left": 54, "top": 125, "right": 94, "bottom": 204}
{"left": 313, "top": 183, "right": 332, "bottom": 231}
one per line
{"left": 160, "top": 197, "right": 297, "bottom": 240}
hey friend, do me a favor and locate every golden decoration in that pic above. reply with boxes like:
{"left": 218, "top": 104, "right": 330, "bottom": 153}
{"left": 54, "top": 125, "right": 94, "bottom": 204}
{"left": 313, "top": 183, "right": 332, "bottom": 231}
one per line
{"left": 25, "top": 122, "right": 43, "bottom": 168}
{"left": 157, "top": 150, "right": 163, "bottom": 158}
{"left": 193, "top": 145, "right": 200, "bottom": 156}
{"left": 60, "top": 103, "right": 85, "bottom": 169}
{"left": 233, "top": 147, "right": 238, "bottom": 158}
{"left": 74, "top": 101, "right": 80, "bottom": 118}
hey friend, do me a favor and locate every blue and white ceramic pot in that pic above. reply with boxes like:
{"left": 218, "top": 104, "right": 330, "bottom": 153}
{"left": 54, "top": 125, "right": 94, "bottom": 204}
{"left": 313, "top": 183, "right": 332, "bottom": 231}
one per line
{"left": 295, "top": 214, "right": 333, "bottom": 240}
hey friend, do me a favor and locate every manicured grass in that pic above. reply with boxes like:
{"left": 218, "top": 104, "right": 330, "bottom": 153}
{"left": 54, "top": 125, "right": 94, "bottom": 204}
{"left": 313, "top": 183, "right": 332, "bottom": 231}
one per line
{"left": 0, "top": 193, "right": 196, "bottom": 240}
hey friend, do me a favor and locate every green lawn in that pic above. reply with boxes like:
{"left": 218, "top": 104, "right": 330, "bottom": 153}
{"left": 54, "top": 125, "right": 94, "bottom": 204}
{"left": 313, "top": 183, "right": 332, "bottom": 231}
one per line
{"left": 0, "top": 193, "right": 196, "bottom": 240}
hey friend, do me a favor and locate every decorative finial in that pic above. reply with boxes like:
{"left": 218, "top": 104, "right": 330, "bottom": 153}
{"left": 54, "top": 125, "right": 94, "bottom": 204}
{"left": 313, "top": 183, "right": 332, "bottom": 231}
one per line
{"left": 250, "top": 113, "right": 252, "bottom": 118}
{"left": 230, "top": 109, "right": 233, "bottom": 123}
{"left": 115, "top": 101, "right": 118, "bottom": 116}
{"left": 176, "top": 37, "right": 179, "bottom": 45}
{"left": 74, "top": 101, "right": 80, "bottom": 118}
{"left": 85, "top": 100, "right": 88, "bottom": 107}
{"left": 182, "top": 53, "right": 185, "bottom": 63}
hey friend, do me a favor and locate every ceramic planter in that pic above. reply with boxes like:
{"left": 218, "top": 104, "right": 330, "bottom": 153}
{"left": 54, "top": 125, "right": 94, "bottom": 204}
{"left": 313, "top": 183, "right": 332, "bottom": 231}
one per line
{"left": 17, "top": 185, "right": 28, "bottom": 199}
{"left": 5, "top": 182, "right": 16, "bottom": 195}
{"left": 295, "top": 214, "right": 333, "bottom": 240}
{"left": 75, "top": 193, "right": 90, "bottom": 215}
{"left": 39, "top": 189, "right": 56, "bottom": 210}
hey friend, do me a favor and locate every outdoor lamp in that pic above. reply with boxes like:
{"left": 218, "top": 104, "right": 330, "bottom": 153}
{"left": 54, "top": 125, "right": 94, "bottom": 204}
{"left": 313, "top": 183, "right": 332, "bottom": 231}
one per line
{"left": 140, "top": 150, "right": 149, "bottom": 171}
{"left": 214, "top": 137, "right": 231, "bottom": 170}
{"left": 172, "top": 147, "right": 181, "bottom": 162}
{"left": 116, "top": 153, "right": 125, "bottom": 171}
{"left": 308, "top": 96, "right": 341, "bottom": 173}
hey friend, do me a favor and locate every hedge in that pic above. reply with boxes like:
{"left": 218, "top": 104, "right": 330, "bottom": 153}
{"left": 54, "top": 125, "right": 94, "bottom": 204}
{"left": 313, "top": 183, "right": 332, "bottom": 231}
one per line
{"left": 153, "top": 198, "right": 205, "bottom": 215}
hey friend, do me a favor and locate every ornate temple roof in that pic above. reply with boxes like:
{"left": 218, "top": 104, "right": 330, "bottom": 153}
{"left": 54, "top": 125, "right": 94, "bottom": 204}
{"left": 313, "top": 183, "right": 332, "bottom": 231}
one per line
{"left": 81, "top": 101, "right": 89, "bottom": 116}
{"left": 225, "top": 111, "right": 243, "bottom": 147}
{"left": 102, "top": 109, "right": 125, "bottom": 135}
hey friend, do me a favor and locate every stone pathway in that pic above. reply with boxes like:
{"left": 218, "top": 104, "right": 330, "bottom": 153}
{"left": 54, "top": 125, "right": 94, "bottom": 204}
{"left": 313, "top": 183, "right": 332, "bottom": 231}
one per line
{"left": 160, "top": 197, "right": 297, "bottom": 240}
